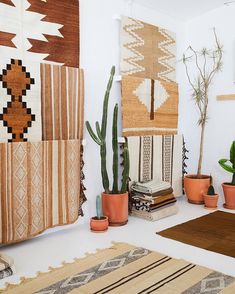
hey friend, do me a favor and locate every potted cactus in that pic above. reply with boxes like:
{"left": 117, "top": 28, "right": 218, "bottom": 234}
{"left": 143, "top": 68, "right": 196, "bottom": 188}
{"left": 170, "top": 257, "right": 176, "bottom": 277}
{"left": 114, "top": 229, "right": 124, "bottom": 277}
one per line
{"left": 86, "top": 66, "right": 130, "bottom": 226}
{"left": 203, "top": 185, "right": 219, "bottom": 209}
{"left": 90, "top": 195, "right": 108, "bottom": 232}
{"left": 218, "top": 141, "right": 235, "bottom": 210}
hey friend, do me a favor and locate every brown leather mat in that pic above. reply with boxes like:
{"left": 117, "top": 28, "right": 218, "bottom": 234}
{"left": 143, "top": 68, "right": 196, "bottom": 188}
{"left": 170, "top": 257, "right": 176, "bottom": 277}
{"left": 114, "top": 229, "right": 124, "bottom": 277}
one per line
{"left": 157, "top": 211, "right": 235, "bottom": 257}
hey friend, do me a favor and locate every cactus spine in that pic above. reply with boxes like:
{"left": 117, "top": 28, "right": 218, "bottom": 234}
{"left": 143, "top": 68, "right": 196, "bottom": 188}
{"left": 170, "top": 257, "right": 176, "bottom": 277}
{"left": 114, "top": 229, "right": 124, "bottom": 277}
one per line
{"left": 86, "top": 66, "right": 130, "bottom": 194}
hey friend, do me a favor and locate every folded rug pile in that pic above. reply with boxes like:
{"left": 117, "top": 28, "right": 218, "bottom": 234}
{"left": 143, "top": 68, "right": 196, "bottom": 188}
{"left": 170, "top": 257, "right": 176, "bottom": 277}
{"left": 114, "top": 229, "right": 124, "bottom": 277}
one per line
{"left": 130, "top": 180, "right": 178, "bottom": 221}
{"left": 0, "top": 253, "right": 15, "bottom": 280}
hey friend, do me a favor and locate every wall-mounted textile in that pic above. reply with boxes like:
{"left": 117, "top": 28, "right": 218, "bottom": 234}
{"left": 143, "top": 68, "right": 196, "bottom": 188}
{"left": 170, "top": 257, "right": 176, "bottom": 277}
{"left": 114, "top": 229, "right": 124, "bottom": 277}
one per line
{"left": 0, "top": 140, "right": 80, "bottom": 244}
{"left": 127, "top": 135, "right": 183, "bottom": 197}
{"left": 121, "top": 16, "right": 176, "bottom": 83}
{"left": 0, "top": 0, "right": 79, "bottom": 67}
{"left": 41, "top": 64, "right": 84, "bottom": 141}
{"left": 122, "top": 76, "right": 178, "bottom": 136}
{"left": 0, "top": 60, "right": 84, "bottom": 143}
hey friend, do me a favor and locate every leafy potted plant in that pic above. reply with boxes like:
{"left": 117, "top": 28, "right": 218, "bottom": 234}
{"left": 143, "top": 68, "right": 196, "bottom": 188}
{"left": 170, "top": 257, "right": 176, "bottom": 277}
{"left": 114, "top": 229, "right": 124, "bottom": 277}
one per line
{"left": 218, "top": 141, "right": 235, "bottom": 209}
{"left": 90, "top": 195, "right": 108, "bottom": 232}
{"left": 203, "top": 185, "right": 219, "bottom": 209}
{"left": 86, "top": 66, "right": 130, "bottom": 226}
{"left": 183, "top": 28, "right": 223, "bottom": 204}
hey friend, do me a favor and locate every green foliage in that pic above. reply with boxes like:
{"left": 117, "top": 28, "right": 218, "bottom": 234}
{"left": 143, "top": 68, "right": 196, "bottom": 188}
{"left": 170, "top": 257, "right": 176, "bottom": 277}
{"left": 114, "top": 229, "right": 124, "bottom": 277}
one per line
{"left": 86, "top": 66, "right": 130, "bottom": 194}
{"left": 218, "top": 141, "right": 235, "bottom": 185}
{"left": 207, "top": 185, "right": 216, "bottom": 195}
{"left": 96, "top": 195, "right": 102, "bottom": 218}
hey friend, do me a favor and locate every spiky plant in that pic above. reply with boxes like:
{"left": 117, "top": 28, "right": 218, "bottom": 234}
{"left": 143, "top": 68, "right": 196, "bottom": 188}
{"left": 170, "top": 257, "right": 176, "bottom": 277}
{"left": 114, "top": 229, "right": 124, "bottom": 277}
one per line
{"left": 86, "top": 66, "right": 130, "bottom": 194}
{"left": 219, "top": 141, "right": 235, "bottom": 185}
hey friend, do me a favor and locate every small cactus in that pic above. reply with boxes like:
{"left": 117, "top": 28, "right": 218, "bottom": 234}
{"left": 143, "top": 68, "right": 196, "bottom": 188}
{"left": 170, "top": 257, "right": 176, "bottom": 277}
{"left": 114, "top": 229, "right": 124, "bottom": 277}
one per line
{"left": 218, "top": 141, "right": 235, "bottom": 185}
{"left": 207, "top": 185, "right": 216, "bottom": 195}
{"left": 96, "top": 195, "right": 103, "bottom": 219}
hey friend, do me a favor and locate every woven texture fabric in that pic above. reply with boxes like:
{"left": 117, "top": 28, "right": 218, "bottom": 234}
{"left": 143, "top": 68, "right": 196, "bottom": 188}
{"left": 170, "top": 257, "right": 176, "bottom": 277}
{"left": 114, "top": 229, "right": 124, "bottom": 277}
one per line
{"left": 40, "top": 64, "right": 84, "bottom": 141}
{"left": 0, "top": 0, "right": 79, "bottom": 67}
{"left": 122, "top": 75, "right": 178, "bottom": 136}
{"left": 2, "top": 242, "right": 235, "bottom": 293}
{"left": 127, "top": 135, "right": 183, "bottom": 197}
{"left": 121, "top": 16, "right": 176, "bottom": 83}
{"left": 158, "top": 211, "right": 235, "bottom": 258}
{"left": 0, "top": 140, "right": 81, "bottom": 244}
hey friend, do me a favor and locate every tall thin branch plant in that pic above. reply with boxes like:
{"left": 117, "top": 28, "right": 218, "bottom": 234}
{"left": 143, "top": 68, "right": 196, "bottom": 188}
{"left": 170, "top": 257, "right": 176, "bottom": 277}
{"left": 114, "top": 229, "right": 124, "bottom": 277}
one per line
{"left": 183, "top": 28, "right": 223, "bottom": 176}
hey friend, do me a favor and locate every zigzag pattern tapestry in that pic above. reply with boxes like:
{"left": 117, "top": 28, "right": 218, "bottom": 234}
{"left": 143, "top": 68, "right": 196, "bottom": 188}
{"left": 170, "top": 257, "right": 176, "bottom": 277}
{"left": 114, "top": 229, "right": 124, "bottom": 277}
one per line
{"left": 0, "top": 0, "right": 79, "bottom": 67}
{"left": 121, "top": 16, "right": 176, "bottom": 83}
{"left": 122, "top": 75, "right": 178, "bottom": 136}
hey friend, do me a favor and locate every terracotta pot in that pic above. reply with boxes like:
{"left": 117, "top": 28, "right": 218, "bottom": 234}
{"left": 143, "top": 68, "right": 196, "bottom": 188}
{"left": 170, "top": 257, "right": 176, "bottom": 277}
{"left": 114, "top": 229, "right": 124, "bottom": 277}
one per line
{"left": 203, "top": 194, "right": 219, "bottom": 209}
{"left": 90, "top": 216, "right": 108, "bottom": 232}
{"left": 184, "top": 175, "right": 210, "bottom": 204}
{"left": 102, "top": 192, "right": 128, "bottom": 226}
{"left": 222, "top": 183, "right": 235, "bottom": 210}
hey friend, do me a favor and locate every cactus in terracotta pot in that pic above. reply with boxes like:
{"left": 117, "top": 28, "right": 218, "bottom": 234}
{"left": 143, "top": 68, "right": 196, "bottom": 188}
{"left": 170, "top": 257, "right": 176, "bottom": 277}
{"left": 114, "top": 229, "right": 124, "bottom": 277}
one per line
{"left": 218, "top": 141, "right": 235, "bottom": 209}
{"left": 86, "top": 66, "right": 130, "bottom": 226}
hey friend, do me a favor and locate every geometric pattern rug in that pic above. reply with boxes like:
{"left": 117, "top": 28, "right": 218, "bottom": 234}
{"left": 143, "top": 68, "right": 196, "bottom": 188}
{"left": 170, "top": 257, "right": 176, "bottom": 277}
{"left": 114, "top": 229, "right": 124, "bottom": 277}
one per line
{"left": 122, "top": 76, "right": 178, "bottom": 137}
{"left": 157, "top": 211, "right": 235, "bottom": 258}
{"left": 2, "top": 242, "right": 235, "bottom": 293}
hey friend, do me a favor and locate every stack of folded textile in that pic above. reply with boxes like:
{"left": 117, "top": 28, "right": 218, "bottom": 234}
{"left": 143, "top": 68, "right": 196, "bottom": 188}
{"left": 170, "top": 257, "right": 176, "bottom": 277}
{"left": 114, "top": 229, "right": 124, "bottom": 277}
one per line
{"left": 130, "top": 180, "right": 178, "bottom": 221}
{"left": 0, "top": 253, "right": 15, "bottom": 279}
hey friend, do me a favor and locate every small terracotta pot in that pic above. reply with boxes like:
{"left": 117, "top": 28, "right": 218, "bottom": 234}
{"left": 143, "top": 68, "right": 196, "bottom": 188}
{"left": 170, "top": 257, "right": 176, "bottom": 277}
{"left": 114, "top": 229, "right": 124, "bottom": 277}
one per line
{"left": 102, "top": 192, "right": 128, "bottom": 226}
{"left": 184, "top": 175, "right": 210, "bottom": 204}
{"left": 222, "top": 183, "right": 235, "bottom": 210}
{"left": 203, "top": 194, "right": 219, "bottom": 209}
{"left": 90, "top": 216, "right": 108, "bottom": 232}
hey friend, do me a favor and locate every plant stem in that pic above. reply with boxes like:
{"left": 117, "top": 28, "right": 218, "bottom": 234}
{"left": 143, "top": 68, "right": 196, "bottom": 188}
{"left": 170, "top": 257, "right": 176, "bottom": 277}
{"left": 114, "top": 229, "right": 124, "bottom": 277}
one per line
{"left": 232, "top": 173, "right": 235, "bottom": 185}
{"left": 101, "top": 143, "right": 109, "bottom": 193}
{"left": 112, "top": 104, "right": 119, "bottom": 194}
{"left": 197, "top": 121, "right": 206, "bottom": 176}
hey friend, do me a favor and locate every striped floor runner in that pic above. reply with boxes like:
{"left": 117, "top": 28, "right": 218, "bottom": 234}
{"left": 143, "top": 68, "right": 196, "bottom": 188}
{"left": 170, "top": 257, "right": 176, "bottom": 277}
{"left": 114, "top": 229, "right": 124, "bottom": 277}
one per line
{"left": 2, "top": 242, "right": 235, "bottom": 293}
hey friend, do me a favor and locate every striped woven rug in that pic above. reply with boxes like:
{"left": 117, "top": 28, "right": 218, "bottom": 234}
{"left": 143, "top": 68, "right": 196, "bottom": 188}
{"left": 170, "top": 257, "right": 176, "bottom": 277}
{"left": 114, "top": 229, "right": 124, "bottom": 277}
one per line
{"left": 2, "top": 242, "right": 235, "bottom": 293}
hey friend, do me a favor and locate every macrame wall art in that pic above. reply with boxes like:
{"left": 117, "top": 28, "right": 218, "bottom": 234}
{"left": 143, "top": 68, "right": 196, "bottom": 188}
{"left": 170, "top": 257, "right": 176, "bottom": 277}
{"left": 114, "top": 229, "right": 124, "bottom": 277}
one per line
{"left": 120, "top": 16, "right": 179, "bottom": 136}
{"left": 0, "top": 0, "right": 85, "bottom": 244}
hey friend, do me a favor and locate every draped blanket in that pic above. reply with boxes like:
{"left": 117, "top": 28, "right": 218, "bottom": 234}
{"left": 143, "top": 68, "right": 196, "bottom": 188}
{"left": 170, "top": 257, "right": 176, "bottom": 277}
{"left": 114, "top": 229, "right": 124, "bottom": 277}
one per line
{"left": 127, "top": 135, "right": 183, "bottom": 197}
{"left": 0, "top": 140, "right": 81, "bottom": 244}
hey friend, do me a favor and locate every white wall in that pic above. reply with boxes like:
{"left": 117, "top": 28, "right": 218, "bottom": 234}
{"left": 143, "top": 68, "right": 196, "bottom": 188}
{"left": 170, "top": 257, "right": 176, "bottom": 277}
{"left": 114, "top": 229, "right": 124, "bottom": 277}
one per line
{"left": 80, "top": 0, "right": 185, "bottom": 221}
{"left": 179, "top": 5, "right": 235, "bottom": 198}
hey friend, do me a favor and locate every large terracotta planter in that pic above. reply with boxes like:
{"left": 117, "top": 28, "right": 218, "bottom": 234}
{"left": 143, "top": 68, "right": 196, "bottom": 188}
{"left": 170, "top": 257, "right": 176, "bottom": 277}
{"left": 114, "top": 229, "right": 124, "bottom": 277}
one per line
{"left": 222, "top": 183, "right": 235, "bottom": 210}
{"left": 203, "top": 194, "right": 219, "bottom": 209}
{"left": 102, "top": 192, "right": 128, "bottom": 226}
{"left": 184, "top": 175, "right": 210, "bottom": 204}
{"left": 90, "top": 216, "right": 108, "bottom": 233}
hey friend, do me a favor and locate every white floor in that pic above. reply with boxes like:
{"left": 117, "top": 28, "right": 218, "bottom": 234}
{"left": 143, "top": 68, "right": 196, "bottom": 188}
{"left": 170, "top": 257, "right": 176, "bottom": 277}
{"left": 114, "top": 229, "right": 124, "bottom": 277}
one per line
{"left": 0, "top": 196, "right": 235, "bottom": 290}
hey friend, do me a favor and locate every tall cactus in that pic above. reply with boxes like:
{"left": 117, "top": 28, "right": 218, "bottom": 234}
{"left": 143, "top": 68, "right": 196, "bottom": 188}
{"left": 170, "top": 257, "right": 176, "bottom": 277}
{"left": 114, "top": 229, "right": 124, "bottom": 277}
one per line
{"left": 86, "top": 66, "right": 115, "bottom": 193}
{"left": 86, "top": 66, "right": 130, "bottom": 194}
{"left": 112, "top": 104, "right": 119, "bottom": 193}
